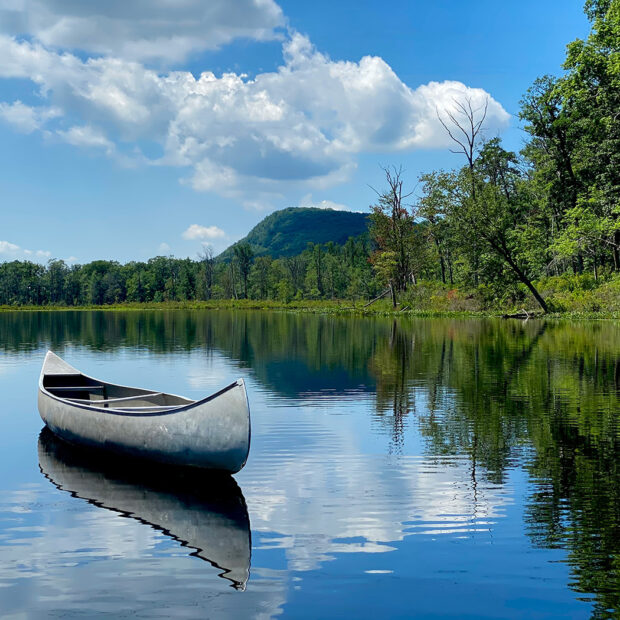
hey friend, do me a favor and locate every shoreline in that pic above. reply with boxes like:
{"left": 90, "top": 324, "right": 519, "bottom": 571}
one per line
{"left": 0, "top": 300, "right": 618, "bottom": 320}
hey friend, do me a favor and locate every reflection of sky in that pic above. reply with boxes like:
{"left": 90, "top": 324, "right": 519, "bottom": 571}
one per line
{"left": 0, "top": 343, "right": 592, "bottom": 618}
{"left": 240, "top": 398, "right": 512, "bottom": 573}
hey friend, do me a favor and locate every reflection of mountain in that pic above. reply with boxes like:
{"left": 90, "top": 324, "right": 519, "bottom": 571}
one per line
{"left": 260, "top": 359, "right": 372, "bottom": 398}
{"left": 38, "top": 429, "right": 251, "bottom": 590}
{"left": 0, "top": 310, "right": 379, "bottom": 398}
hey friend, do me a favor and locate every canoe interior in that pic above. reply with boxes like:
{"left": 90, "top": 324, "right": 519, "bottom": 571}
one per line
{"left": 43, "top": 372, "right": 195, "bottom": 410}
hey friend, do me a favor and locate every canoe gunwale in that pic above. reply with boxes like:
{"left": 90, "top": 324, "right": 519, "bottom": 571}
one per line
{"left": 39, "top": 377, "right": 244, "bottom": 418}
{"left": 38, "top": 351, "right": 244, "bottom": 418}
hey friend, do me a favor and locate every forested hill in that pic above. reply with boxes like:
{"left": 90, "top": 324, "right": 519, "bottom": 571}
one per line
{"left": 217, "top": 207, "right": 370, "bottom": 261}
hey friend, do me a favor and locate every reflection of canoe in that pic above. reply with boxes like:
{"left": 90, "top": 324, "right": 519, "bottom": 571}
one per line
{"left": 38, "top": 428, "right": 251, "bottom": 590}
{"left": 38, "top": 351, "right": 251, "bottom": 473}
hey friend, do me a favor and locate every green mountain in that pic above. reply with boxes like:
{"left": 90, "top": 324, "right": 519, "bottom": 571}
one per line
{"left": 218, "top": 207, "right": 370, "bottom": 261}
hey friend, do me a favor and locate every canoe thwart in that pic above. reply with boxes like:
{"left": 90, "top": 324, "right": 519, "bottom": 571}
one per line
{"left": 67, "top": 392, "right": 164, "bottom": 405}
{"left": 49, "top": 385, "right": 105, "bottom": 392}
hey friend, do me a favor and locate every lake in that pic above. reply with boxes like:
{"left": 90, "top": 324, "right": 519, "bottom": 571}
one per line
{"left": 0, "top": 310, "right": 618, "bottom": 618}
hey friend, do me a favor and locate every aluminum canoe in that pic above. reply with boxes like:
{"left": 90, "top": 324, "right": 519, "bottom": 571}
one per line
{"left": 38, "top": 351, "right": 251, "bottom": 473}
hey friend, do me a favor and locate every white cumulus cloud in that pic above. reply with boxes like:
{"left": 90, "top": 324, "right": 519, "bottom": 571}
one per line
{"left": 298, "top": 194, "right": 352, "bottom": 212}
{"left": 57, "top": 125, "right": 115, "bottom": 154}
{"left": 182, "top": 224, "right": 226, "bottom": 241}
{"left": 0, "top": 4, "right": 511, "bottom": 209}
{"left": 0, "top": 241, "right": 20, "bottom": 254}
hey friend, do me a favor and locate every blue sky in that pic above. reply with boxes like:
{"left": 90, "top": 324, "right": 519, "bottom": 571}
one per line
{"left": 0, "top": 0, "right": 588, "bottom": 263}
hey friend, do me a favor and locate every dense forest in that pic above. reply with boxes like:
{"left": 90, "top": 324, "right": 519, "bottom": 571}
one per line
{"left": 0, "top": 238, "right": 375, "bottom": 306}
{"left": 1, "top": 0, "right": 618, "bottom": 313}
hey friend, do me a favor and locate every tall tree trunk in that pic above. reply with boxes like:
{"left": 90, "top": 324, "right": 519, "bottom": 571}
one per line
{"left": 501, "top": 249, "right": 549, "bottom": 313}
{"left": 390, "top": 282, "right": 397, "bottom": 308}
{"left": 593, "top": 255, "right": 598, "bottom": 281}
{"left": 434, "top": 237, "right": 446, "bottom": 284}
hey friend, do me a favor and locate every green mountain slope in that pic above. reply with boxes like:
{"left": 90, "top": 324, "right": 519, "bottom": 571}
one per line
{"left": 218, "top": 207, "right": 370, "bottom": 261}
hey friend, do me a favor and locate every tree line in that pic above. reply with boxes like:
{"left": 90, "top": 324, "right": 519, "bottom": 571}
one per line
{"left": 0, "top": 238, "right": 377, "bottom": 306}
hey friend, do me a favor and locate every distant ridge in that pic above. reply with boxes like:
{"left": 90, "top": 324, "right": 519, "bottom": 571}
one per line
{"left": 217, "top": 207, "right": 370, "bottom": 261}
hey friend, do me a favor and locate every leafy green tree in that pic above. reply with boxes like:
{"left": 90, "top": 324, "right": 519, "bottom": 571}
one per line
{"left": 436, "top": 95, "right": 551, "bottom": 312}
{"left": 233, "top": 243, "right": 254, "bottom": 299}
{"left": 305, "top": 243, "right": 325, "bottom": 296}
{"left": 563, "top": 0, "right": 620, "bottom": 268}
{"left": 197, "top": 246, "right": 215, "bottom": 300}
{"left": 417, "top": 172, "right": 457, "bottom": 284}
{"left": 371, "top": 250, "right": 399, "bottom": 307}
{"left": 284, "top": 254, "right": 307, "bottom": 294}
{"left": 45, "top": 260, "right": 68, "bottom": 304}
{"left": 125, "top": 262, "right": 147, "bottom": 302}
{"left": 249, "top": 256, "right": 272, "bottom": 299}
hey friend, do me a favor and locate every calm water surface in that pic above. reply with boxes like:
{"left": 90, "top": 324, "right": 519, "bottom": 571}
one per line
{"left": 0, "top": 311, "right": 618, "bottom": 618}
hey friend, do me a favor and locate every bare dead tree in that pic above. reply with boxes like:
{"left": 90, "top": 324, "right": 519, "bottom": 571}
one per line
{"left": 369, "top": 166, "right": 417, "bottom": 306}
{"left": 435, "top": 97, "right": 549, "bottom": 313}
{"left": 437, "top": 98, "right": 488, "bottom": 169}
{"left": 436, "top": 98, "right": 488, "bottom": 285}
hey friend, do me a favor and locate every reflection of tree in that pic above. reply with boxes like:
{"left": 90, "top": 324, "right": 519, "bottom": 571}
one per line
{"left": 367, "top": 317, "right": 620, "bottom": 616}
{"left": 369, "top": 320, "right": 416, "bottom": 453}
{"left": 369, "top": 318, "right": 538, "bottom": 481}
{"left": 522, "top": 337, "right": 620, "bottom": 619}
{"left": 526, "top": 416, "right": 620, "bottom": 618}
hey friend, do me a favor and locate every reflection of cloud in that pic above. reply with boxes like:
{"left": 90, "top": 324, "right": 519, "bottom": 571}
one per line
{"left": 0, "top": 348, "right": 513, "bottom": 618}
{"left": 240, "top": 394, "right": 512, "bottom": 573}
{"left": 0, "top": 485, "right": 159, "bottom": 567}
{"left": 0, "top": 482, "right": 288, "bottom": 618}
{"left": 184, "top": 351, "right": 239, "bottom": 391}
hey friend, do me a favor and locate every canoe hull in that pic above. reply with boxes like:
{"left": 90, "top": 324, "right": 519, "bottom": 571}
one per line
{"left": 38, "top": 355, "right": 250, "bottom": 473}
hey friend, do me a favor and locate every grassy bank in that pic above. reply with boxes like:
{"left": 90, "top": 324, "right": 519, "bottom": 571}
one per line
{"left": 0, "top": 298, "right": 618, "bottom": 320}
